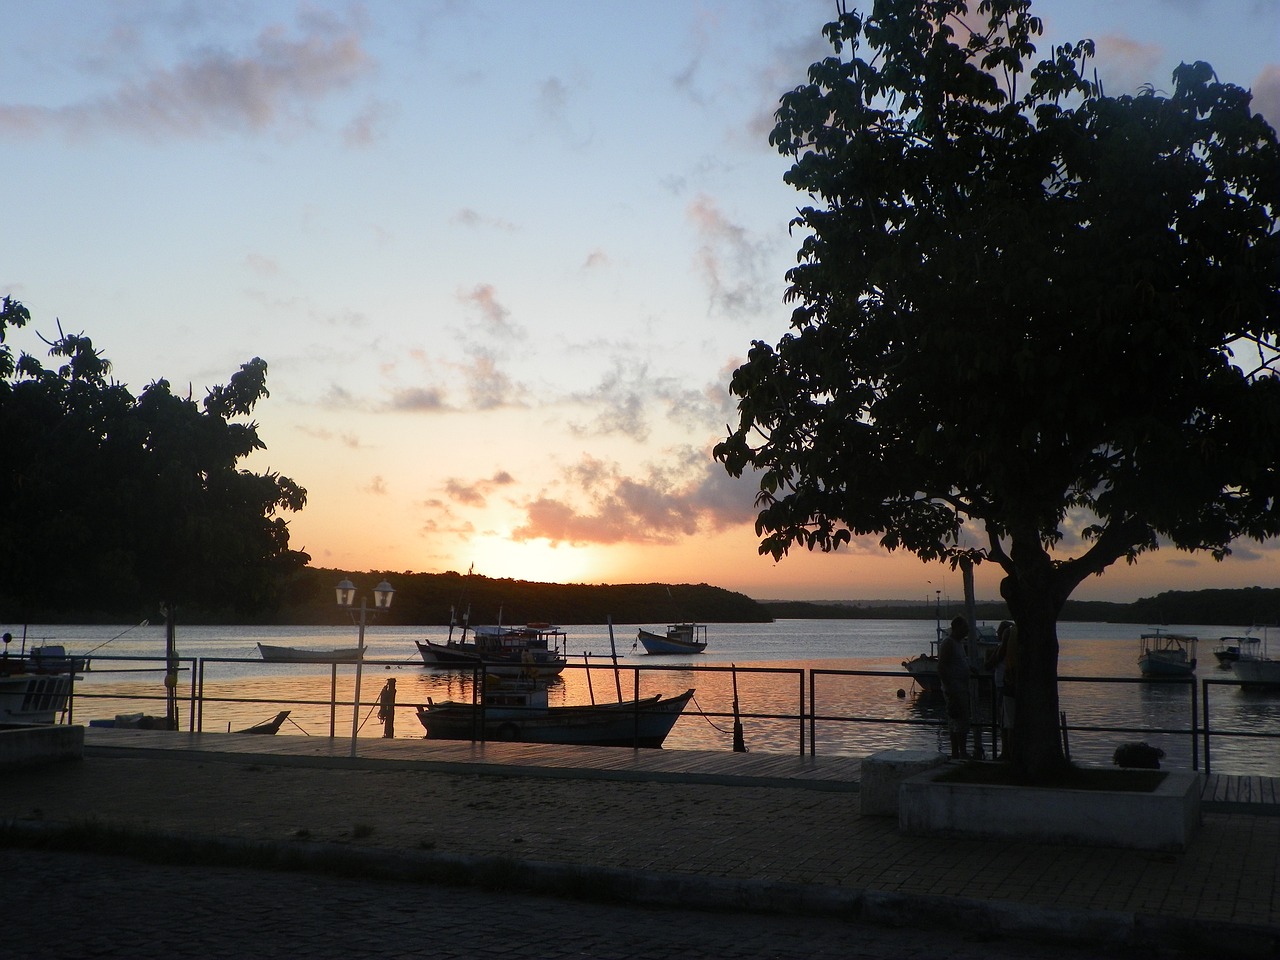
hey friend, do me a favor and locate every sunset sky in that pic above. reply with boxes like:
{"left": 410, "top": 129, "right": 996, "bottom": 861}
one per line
{"left": 4, "top": 1, "right": 1279, "bottom": 605}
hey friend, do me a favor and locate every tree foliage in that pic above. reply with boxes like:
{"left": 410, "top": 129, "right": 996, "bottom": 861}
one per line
{"left": 715, "top": 0, "right": 1280, "bottom": 774}
{"left": 0, "top": 297, "right": 310, "bottom": 621}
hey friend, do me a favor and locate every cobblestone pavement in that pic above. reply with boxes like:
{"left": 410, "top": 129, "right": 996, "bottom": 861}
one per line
{"left": 9, "top": 849, "right": 1142, "bottom": 960}
{"left": 6, "top": 752, "right": 1277, "bottom": 958}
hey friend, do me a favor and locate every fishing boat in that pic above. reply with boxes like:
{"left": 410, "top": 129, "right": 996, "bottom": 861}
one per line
{"left": 1230, "top": 630, "right": 1280, "bottom": 689}
{"left": 27, "top": 645, "right": 90, "bottom": 674}
{"left": 1213, "top": 636, "right": 1254, "bottom": 667}
{"left": 415, "top": 677, "right": 695, "bottom": 747}
{"left": 1137, "top": 630, "right": 1197, "bottom": 678}
{"left": 416, "top": 623, "right": 567, "bottom": 677}
{"left": 901, "top": 623, "right": 999, "bottom": 695}
{"left": 0, "top": 659, "right": 74, "bottom": 725}
{"left": 636, "top": 623, "right": 708, "bottom": 655}
{"left": 256, "top": 643, "right": 363, "bottom": 663}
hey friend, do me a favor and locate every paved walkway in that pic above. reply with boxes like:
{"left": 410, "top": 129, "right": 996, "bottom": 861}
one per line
{"left": 4, "top": 730, "right": 1278, "bottom": 958}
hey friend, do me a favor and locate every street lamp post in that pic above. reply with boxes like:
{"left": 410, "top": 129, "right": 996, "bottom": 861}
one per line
{"left": 336, "top": 577, "right": 395, "bottom": 757}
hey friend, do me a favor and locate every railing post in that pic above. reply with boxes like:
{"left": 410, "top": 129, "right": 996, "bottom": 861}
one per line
{"left": 1202, "top": 678, "right": 1212, "bottom": 776}
{"left": 806, "top": 670, "right": 814, "bottom": 756}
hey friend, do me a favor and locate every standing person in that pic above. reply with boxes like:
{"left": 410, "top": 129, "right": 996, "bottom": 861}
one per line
{"left": 937, "top": 616, "right": 972, "bottom": 759}
{"left": 987, "top": 621, "right": 1019, "bottom": 761}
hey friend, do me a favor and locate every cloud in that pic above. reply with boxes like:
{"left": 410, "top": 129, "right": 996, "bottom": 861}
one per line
{"left": 458, "top": 284, "right": 524, "bottom": 340}
{"left": 1251, "top": 64, "right": 1280, "bottom": 128}
{"left": 452, "top": 208, "right": 519, "bottom": 232}
{"left": 509, "top": 452, "right": 757, "bottom": 546}
{"left": 387, "top": 386, "right": 448, "bottom": 412}
{"left": 365, "top": 475, "right": 388, "bottom": 495}
{"left": 444, "top": 471, "right": 516, "bottom": 507}
{"left": 342, "top": 98, "right": 392, "bottom": 147}
{"left": 458, "top": 348, "right": 524, "bottom": 411}
{"left": 1094, "top": 35, "right": 1166, "bottom": 96}
{"left": 686, "top": 194, "right": 773, "bottom": 317}
{"left": 582, "top": 249, "right": 610, "bottom": 270}
{"left": 0, "top": 13, "right": 373, "bottom": 141}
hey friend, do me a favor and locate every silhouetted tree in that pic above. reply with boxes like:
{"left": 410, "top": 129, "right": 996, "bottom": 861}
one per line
{"left": 0, "top": 298, "right": 309, "bottom": 621}
{"left": 715, "top": 1, "right": 1280, "bottom": 777}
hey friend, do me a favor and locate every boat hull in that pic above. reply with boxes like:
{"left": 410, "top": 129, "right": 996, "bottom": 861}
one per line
{"left": 901, "top": 654, "right": 942, "bottom": 694}
{"left": 1232, "top": 659, "right": 1280, "bottom": 689}
{"left": 1138, "top": 652, "right": 1196, "bottom": 678}
{"left": 416, "top": 689, "right": 695, "bottom": 748}
{"left": 257, "top": 643, "right": 363, "bottom": 663}
{"left": 0, "top": 671, "right": 73, "bottom": 724}
{"left": 636, "top": 629, "right": 707, "bottom": 655}
{"left": 414, "top": 639, "right": 566, "bottom": 677}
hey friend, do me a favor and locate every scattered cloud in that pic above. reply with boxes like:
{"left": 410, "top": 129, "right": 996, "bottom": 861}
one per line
{"left": 387, "top": 386, "right": 448, "bottom": 412}
{"left": 1094, "top": 34, "right": 1166, "bottom": 96}
{"left": 458, "top": 284, "right": 524, "bottom": 341}
{"left": 444, "top": 471, "right": 516, "bottom": 507}
{"left": 452, "top": 208, "right": 519, "bottom": 232}
{"left": 582, "top": 248, "right": 610, "bottom": 270}
{"left": 0, "top": 12, "right": 373, "bottom": 141}
{"left": 1251, "top": 64, "right": 1280, "bottom": 127}
{"left": 687, "top": 194, "right": 773, "bottom": 317}
{"left": 509, "top": 452, "right": 757, "bottom": 546}
{"left": 365, "top": 475, "right": 388, "bottom": 495}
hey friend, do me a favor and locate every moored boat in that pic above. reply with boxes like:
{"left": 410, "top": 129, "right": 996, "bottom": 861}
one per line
{"left": 416, "top": 623, "right": 567, "bottom": 677}
{"left": 415, "top": 678, "right": 695, "bottom": 747}
{"left": 257, "top": 643, "right": 363, "bottom": 663}
{"left": 1214, "top": 636, "right": 1253, "bottom": 667}
{"left": 1230, "top": 629, "right": 1280, "bottom": 689}
{"left": 636, "top": 623, "right": 708, "bottom": 655}
{"left": 236, "top": 710, "right": 291, "bottom": 734}
{"left": 1138, "top": 630, "right": 1197, "bottom": 678}
{"left": 901, "top": 623, "right": 998, "bottom": 695}
{"left": 0, "top": 662, "right": 74, "bottom": 724}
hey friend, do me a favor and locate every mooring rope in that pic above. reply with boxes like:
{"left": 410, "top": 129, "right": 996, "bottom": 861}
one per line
{"left": 690, "top": 692, "right": 734, "bottom": 734}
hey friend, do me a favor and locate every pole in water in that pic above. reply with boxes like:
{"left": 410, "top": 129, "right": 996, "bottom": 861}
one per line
{"left": 607, "top": 616, "right": 622, "bottom": 702}
{"left": 732, "top": 663, "right": 747, "bottom": 753}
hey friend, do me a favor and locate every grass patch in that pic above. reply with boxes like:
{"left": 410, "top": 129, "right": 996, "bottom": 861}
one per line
{"left": 935, "top": 761, "right": 1166, "bottom": 792}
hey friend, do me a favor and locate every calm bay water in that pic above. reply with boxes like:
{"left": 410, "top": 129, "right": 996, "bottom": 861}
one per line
{"left": 11, "top": 619, "right": 1278, "bottom": 777}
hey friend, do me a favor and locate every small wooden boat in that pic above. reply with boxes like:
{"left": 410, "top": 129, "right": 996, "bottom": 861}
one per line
{"left": 235, "top": 710, "right": 291, "bottom": 734}
{"left": 636, "top": 623, "right": 708, "bottom": 655}
{"left": 1138, "top": 630, "right": 1197, "bottom": 678}
{"left": 28, "top": 645, "right": 90, "bottom": 674}
{"left": 416, "top": 679, "right": 695, "bottom": 747}
{"left": 257, "top": 643, "right": 363, "bottom": 663}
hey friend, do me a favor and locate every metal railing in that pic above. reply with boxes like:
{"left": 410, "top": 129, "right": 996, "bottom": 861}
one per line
{"left": 61, "top": 654, "right": 1274, "bottom": 773}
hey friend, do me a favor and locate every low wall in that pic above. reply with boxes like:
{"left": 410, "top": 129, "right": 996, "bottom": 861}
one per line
{"left": 0, "top": 724, "right": 85, "bottom": 767}
{"left": 899, "top": 763, "right": 1201, "bottom": 851}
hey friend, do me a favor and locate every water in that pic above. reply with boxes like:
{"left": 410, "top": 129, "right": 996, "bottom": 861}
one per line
{"left": 9, "top": 619, "right": 1276, "bottom": 776}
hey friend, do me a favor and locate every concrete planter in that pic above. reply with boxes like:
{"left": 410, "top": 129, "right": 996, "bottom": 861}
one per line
{"left": 0, "top": 723, "right": 84, "bottom": 767}
{"left": 898, "top": 763, "right": 1201, "bottom": 851}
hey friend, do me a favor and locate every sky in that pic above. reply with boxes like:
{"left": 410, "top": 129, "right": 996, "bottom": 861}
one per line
{"left": 3, "top": 1, "right": 1279, "bottom": 605}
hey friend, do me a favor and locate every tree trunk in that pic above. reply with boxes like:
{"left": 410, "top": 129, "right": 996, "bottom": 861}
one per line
{"left": 1000, "top": 539, "right": 1071, "bottom": 780}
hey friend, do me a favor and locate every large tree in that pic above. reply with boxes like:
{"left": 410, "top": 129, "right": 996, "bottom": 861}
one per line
{"left": 0, "top": 297, "right": 310, "bottom": 622}
{"left": 715, "top": 1, "right": 1280, "bottom": 775}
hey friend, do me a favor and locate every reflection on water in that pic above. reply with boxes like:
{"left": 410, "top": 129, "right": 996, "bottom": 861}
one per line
{"left": 24, "top": 619, "right": 1280, "bottom": 777}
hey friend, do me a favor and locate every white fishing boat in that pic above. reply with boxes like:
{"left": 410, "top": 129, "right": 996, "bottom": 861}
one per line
{"left": 0, "top": 660, "right": 74, "bottom": 724}
{"left": 1137, "top": 630, "right": 1198, "bottom": 678}
{"left": 416, "top": 676, "right": 694, "bottom": 747}
{"left": 1231, "top": 629, "right": 1280, "bottom": 689}
{"left": 256, "top": 643, "right": 363, "bottom": 663}
{"left": 636, "top": 623, "right": 708, "bottom": 655}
